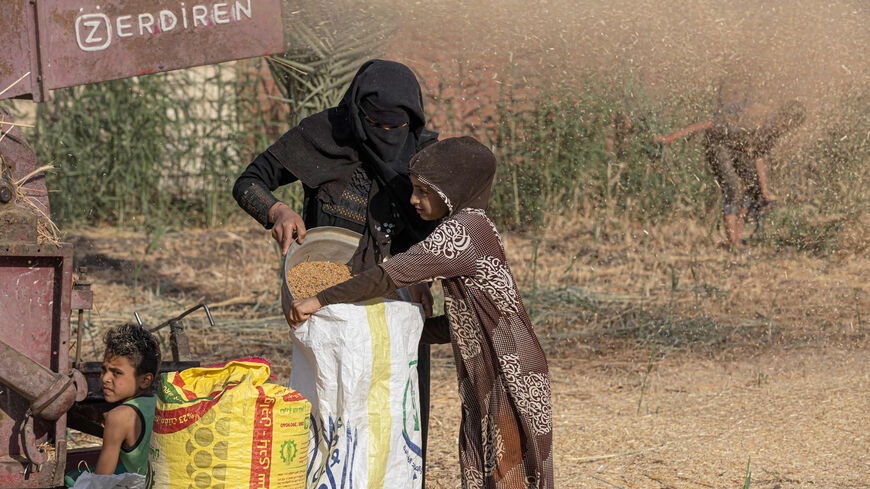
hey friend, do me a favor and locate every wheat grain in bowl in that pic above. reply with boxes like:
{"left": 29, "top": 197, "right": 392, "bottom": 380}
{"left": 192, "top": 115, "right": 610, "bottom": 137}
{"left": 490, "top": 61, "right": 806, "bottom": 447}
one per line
{"left": 286, "top": 261, "right": 353, "bottom": 299}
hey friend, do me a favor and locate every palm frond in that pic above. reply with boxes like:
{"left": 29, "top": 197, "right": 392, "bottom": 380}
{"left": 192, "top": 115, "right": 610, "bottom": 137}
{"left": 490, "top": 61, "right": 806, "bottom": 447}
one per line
{"left": 269, "top": 1, "right": 394, "bottom": 126}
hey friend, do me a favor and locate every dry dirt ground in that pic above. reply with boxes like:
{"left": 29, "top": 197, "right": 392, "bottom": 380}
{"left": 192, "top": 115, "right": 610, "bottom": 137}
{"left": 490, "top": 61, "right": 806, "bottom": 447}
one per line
{"left": 66, "top": 217, "right": 869, "bottom": 489}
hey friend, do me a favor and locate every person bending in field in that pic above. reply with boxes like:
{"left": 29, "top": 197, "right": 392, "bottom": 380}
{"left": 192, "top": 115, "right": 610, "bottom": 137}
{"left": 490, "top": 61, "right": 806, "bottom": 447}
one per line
{"left": 655, "top": 97, "right": 805, "bottom": 249}
{"left": 286, "top": 136, "right": 554, "bottom": 489}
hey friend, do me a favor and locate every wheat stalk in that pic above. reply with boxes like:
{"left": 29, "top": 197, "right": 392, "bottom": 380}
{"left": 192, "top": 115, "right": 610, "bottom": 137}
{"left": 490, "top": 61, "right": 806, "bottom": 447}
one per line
{"left": 0, "top": 72, "right": 30, "bottom": 98}
{"left": 6, "top": 163, "right": 61, "bottom": 246}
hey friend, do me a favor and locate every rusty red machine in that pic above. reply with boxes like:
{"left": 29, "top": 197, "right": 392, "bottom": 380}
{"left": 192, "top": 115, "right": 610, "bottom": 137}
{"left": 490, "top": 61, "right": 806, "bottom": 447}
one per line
{"left": 1, "top": 1, "right": 285, "bottom": 486}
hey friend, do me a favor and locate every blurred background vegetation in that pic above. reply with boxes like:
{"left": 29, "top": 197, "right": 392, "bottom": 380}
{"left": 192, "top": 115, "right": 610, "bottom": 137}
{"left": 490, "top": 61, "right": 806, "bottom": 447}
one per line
{"left": 2, "top": 6, "right": 868, "bottom": 257}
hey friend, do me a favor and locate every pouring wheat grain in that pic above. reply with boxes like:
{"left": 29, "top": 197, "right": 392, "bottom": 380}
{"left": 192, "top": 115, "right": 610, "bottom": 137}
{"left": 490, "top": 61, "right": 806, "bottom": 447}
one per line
{"left": 285, "top": 261, "right": 352, "bottom": 299}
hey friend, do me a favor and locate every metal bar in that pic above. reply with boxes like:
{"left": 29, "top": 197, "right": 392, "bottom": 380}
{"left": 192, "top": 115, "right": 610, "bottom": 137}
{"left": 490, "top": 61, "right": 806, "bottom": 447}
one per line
{"left": 0, "top": 340, "right": 79, "bottom": 421}
{"left": 31, "top": 0, "right": 49, "bottom": 102}
{"left": 149, "top": 303, "right": 214, "bottom": 333}
{"left": 2, "top": 0, "right": 285, "bottom": 101}
{"left": 0, "top": 243, "right": 75, "bottom": 487}
{"left": 75, "top": 309, "right": 84, "bottom": 369}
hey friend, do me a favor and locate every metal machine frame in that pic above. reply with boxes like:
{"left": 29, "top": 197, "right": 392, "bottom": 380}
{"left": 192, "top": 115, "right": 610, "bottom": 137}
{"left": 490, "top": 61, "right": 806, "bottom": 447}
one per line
{"left": 1, "top": 1, "right": 285, "bottom": 486}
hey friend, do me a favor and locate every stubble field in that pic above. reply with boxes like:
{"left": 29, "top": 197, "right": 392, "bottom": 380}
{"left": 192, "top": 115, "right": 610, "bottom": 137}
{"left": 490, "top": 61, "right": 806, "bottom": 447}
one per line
{"left": 67, "top": 216, "right": 869, "bottom": 488}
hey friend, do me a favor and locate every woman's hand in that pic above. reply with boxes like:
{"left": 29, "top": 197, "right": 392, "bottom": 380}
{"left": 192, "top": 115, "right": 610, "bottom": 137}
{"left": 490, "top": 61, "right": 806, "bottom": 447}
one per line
{"left": 286, "top": 297, "right": 322, "bottom": 329}
{"left": 408, "top": 283, "right": 434, "bottom": 317}
{"left": 269, "top": 202, "right": 307, "bottom": 255}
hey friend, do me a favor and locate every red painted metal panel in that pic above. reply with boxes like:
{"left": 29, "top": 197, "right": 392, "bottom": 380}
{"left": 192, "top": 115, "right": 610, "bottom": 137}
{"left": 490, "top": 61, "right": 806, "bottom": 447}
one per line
{"left": 0, "top": 258, "right": 60, "bottom": 360}
{"left": 0, "top": 243, "right": 72, "bottom": 488}
{"left": 41, "top": 0, "right": 285, "bottom": 90}
{"left": 0, "top": 1, "right": 37, "bottom": 100}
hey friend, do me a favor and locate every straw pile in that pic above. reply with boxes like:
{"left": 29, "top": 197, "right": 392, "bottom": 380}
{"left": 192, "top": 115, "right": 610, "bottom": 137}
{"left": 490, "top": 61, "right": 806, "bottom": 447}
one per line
{"left": 0, "top": 157, "right": 60, "bottom": 246}
{"left": 1, "top": 73, "right": 59, "bottom": 246}
{"left": 286, "top": 261, "right": 352, "bottom": 299}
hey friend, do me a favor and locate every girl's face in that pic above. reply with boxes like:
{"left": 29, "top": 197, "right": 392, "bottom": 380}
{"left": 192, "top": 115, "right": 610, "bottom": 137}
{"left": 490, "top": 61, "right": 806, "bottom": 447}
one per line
{"left": 410, "top": 175, "right": 449, "bottom": 221}
{"left": 101, "top": 354, "right": 151, "bottom": 403}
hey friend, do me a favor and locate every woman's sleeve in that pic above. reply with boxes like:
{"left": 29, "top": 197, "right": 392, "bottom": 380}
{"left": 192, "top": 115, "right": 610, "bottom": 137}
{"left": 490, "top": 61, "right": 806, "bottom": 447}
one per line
{"left": 381, "top": 219, "right": 478, "bottom": 288}
{"left": 316, "top": 265, "right": 398, "bottom": 306}
{"left": 420, "top": 315, "right": 451, "bottom": 344}
{"left": 232, "top": 150, "right": 298, "bottom": 228}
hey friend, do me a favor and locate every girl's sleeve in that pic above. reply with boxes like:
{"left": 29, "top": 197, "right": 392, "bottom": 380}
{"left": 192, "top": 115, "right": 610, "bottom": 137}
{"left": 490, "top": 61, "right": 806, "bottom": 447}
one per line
{"left": 314, "top": 218, "right": 478, "bottom": 305}
{"left": 381, "top": 219, "right": 478, "bottom": 288}
{"left": 316, "top": 265, "right": 398, "bottom": 306}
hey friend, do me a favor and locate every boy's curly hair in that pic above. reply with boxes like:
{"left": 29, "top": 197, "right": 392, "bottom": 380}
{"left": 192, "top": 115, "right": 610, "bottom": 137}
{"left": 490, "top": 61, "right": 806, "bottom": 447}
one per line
{"left": 104, "top": 324, "right": 161, "bottom": 378}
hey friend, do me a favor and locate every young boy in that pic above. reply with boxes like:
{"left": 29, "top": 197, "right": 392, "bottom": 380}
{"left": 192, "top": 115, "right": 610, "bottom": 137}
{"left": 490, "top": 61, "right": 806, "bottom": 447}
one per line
{"left": 287, "top": 137, "right": 554, "bottom": 489}
{"left": 95, "top": 324, "right": 161, "bottom": 476}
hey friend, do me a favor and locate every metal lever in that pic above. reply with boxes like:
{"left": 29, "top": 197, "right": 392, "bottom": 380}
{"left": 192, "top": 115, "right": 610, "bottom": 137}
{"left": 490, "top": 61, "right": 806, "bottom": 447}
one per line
{"left": 143, "top": 304, "right": 214, "bottom": 362}
{"left": 148, "top": 303, "right": 215, "bottom": 333}
{"left": 21, "top": 413, "right": 46, "bottom": 470}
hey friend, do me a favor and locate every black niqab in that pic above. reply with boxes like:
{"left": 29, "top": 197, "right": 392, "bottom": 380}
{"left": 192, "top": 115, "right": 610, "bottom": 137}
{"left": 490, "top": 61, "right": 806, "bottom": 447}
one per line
{"left": 266, "top": 59, "right": 436, "bottom": 272}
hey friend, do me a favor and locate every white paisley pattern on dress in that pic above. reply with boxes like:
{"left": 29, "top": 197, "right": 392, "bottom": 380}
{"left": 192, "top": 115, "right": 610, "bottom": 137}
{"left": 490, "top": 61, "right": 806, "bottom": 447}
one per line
{"left": 498, "top": 354, "right": 552, "bottom": 436}
{"left": 445, "top": 297, "right": 482, "bottom": 360}
{"left": 482, "top": 413, "right": 505, "bottom": 476}
{"left": 464, "top": 256, "right": 520, "bottom": 314}
{"left": 463, "top": 466, "right": 484, "bottom": 489}
{"left": 421, "top": 219, "right": 472, "bottom": 258}
{"left": 525, "top": 472, "right": 542, "bottom": 489}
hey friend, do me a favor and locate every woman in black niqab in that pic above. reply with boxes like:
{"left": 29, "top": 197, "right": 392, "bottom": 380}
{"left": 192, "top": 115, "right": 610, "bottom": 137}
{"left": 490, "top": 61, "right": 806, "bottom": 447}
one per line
{"left": 232, "top": 60, "right": 439, "bottom": 487}
{"left": 233, "top": 59, "right": 438, "bottom": 273}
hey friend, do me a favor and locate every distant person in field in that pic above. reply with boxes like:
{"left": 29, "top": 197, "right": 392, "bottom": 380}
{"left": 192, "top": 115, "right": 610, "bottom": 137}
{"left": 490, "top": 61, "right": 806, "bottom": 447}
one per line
{"left": 654, "top": 95, "right": 806, "bottom": 249}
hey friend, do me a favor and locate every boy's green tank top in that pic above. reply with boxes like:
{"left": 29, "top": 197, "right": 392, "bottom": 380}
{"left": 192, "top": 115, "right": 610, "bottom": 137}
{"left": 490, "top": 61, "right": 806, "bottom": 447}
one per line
{"left": 119, "top": 394, "right": 155, "bottom": 475}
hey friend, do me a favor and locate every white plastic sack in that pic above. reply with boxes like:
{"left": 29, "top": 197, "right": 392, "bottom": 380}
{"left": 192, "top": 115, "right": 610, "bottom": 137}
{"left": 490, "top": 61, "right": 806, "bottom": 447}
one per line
{"left": 71, "top": 472, "right": 145, "bottom": 489}
{"left": 289, "top": 298, "right": 424, "bottom": 489}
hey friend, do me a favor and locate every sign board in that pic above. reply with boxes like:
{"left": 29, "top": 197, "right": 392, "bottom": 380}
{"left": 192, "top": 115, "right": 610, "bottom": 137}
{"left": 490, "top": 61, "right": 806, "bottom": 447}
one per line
{"left": 1, "top": 0, "right": 285, "bottom": 101}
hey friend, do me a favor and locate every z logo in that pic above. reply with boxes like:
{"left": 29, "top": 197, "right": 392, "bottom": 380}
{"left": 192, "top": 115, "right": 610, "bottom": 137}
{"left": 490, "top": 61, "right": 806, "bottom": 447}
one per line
{"left": 75, "top": 13, "right": 112, "bottom": 51}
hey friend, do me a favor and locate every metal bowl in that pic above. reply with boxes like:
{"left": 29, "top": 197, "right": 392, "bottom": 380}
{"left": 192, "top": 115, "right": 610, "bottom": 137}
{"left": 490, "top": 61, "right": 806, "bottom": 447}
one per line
{"left": 280, "top": 226, "right": 362, "bottom": 315}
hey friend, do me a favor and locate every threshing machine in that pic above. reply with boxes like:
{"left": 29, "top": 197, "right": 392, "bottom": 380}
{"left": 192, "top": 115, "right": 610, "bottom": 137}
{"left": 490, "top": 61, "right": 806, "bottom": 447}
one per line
{"left": 1, "top": 1, "right": 286, "bottom": 486}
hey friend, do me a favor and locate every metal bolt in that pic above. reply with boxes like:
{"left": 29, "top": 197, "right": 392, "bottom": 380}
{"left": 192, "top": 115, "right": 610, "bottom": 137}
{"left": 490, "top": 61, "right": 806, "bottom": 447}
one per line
{"left": 0, "top": 186, "right": 13, "bottom": 203}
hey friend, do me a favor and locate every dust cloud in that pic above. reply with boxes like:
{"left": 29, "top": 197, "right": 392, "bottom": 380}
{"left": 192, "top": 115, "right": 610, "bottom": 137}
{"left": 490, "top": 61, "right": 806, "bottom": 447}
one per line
{"left": 369, "top": 0, "right": 870, "bottom": 137}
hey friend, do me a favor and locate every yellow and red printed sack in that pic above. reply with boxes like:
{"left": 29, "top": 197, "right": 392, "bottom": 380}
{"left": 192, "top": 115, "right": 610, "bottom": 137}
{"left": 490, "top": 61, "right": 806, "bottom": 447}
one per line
{"left": 147, "top": 358, "right": 310, "bottom": 489}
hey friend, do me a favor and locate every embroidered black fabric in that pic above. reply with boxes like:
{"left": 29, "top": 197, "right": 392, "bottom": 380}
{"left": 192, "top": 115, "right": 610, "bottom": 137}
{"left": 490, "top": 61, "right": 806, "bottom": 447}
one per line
{"left": 232, "top": 150, "right": 295, "bottom": 228}
{"left": 235, "top": 180, "right": 281, "bottom": 228}
{"left": 321, "top": 166, "right": 371, "bottom": 228}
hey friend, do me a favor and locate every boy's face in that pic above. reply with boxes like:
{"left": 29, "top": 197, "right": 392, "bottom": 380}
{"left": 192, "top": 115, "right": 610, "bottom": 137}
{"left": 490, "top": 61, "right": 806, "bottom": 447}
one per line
{"left": 101, "top": 355, "right": 151, "bottom": 403}
{"left": 410, "top": 175, "right": 449, "bottom": 221}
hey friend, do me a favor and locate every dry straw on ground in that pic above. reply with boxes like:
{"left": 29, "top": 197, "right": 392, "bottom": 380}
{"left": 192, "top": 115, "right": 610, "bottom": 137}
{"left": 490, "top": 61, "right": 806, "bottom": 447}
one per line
{"left": 63, "top": 221, "right": 869, "bottom": 488}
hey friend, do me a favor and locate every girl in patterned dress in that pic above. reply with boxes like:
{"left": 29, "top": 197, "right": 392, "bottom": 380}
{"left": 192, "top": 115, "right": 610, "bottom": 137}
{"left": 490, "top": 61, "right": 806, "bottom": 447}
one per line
{"left": 286, "top": 136, "right": 554, "bottom": 489}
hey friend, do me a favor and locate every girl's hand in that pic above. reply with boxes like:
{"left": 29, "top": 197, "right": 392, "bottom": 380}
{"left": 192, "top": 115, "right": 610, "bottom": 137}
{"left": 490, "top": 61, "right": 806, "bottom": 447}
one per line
{"left": 286, "top": 297, "right": 322, "bottom": 329}
{"left": 408, "top": 283, "right": 434, "bottom": 317}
